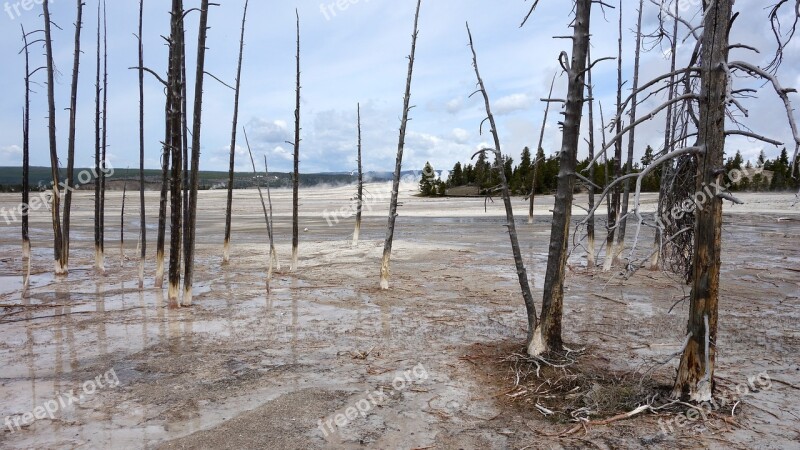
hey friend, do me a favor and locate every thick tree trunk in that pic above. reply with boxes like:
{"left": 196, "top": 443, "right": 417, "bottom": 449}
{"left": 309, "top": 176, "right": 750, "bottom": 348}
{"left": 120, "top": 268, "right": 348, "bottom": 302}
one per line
{"left": 291, "top": 10, "right": 301, "bottom": 272}
{"left": 138, "top": 0, "right": 146, "bottom": 287}
{"left": 529, "top": 73, "right": 556, "bottom": 224}
{"left": 223, "top": 0, "right": 249, "bottom": 264}
{"left": 42, "top": 0, "right": 66, "bottom": 276}
{"left": 63, "top": 0, "right": 83, "bottom": 270}
{"left": 381, "top": 0, "right": 422, "bottom": 290}
{"left": 672, "top": 0, "right": 731, "bottom": 402}
{"left": 183, "top": 0, "right": 210, "bottom": 305}
{"left": 530, "top": 0, "right": 591, "bottom": 356}
{"left": 467, "top": 24, "right": 538, "bottom": 345}
{"left": 353, "top": 103, "right": 363, "bottom": 246}
{"left": 21, "top": 25, "right": 32, "bottom": 292}
{"left": 167, "top": 0, "right": 184, "bottom": 303}
{"left": 604, "top": 0, "right": 624, "bottom": 272}
{"left": 586, "top": 47, "right": 596, "bottom": 267}
{"left": 614, "top": 0, "right": 644, "bottom": 264}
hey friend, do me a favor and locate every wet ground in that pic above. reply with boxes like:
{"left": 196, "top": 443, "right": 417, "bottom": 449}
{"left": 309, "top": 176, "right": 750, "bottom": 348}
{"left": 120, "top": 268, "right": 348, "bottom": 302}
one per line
{"left": 0, "top": 186, "right": 798, "bottom": 449}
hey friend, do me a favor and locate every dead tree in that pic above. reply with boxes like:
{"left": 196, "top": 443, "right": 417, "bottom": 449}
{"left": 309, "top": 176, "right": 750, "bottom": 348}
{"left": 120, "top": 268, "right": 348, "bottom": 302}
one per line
{"left": 183, "top": 0, "right": 211, "bottom": 305}
{"left": 94, "top": 0, "right": 103, "bottom": 273}
{"left": 42, "top": 0, "right": 66, "bottom": 276}
{"left": 223, "top": 0, "right": 249, "bottom": 265}
{"left": 100, "top": 0, "right": 109, "bottom": 272}
{"left": 20, "top": 24, "right": 38, "bottom": 292}
{"left": 167, "top": 0, "right": 185, "bottom": 303}
{"left": 290, "top": 9, "right": 301, "bottom": 272}
{"left": 63, "top": 0, "right": 84, "bottom": 270}
{"left": 380, "top": 0, "right": 422, "bottom": 290}
{"left": 264, "top": 154, "right": 278, "bottom": 275}
{"left": 120, "top": 180, "right": 127, "bottom": 267}
{"left": 137, "top": 0, "right": 146, "bottom": 287}
{"left": 614, "top": 0, "right": 645, "bottom": 264}
{"left": 604, "top": 0, "right": 624, "bottom": 272}
{"left": 353, "top": 103, "right": 363, "bottom": 246}
{"left": 243, "top": 128, "right": 276, "bottom": 291}
{"left": 467, "top": 23, "right": 538, "bottom": 345}
{"left": 528, "top": 0, "right": 592, "bottom": 356}
{"left": 529, "top": 73, "right": 557, "bottom": 225}
{"left": 586, "top": 46, "right": 597, "bottom": 266}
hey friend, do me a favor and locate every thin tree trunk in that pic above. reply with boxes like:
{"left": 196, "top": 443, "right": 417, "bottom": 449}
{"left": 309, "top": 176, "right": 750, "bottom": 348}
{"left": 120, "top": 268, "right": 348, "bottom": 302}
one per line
{"left": 291, "top": 9, "right": 301, "bottom": 272}
{"left": 120, "top": 181, "right": 127, "bottom": 267}
{"left": 63, "top": 0, "right": 83, "bottom": 270}
{"left": 180, "top": 3, "right": 189, "bottom": 262}
{"left": 155, "top": 38, "right": 173, "bottom": 289}
{"left": 264, "top": 155, "right": 278, "bottom": 275}
{"left": 586, "top": 46, "right": 597, "bottom": 267}
{"left": 42, "top": 0, "right": 66, "bottom": 276}
{"left": 21, "top": 25, "right": 33, "bottom": 292}
{"left": 243, "top": 128, "right": 275, "bottom": 291}
{"left": 183, "top": 0, "right": 211, "bottom": 305}
{"left": 94, "top": 0, "right": 103, "bottom": 274}
{"left": 614, "top": 0, "right": 644, "bottom": 264}
{"left": 673, "top": 0, "right": 731, "bottom": 402}
{"left": 467, "top": 24, "right": 537, "bottom": 345}
{"left": 529, "top": 72, "right": 557, "bottom": 224}
{"left": 100, "top": 0, "right": 108, "bottom": 273}
{"left": 353, "top": 103, "right": 363, "bottom": 246}
{"left": 380, "top": 0, "right": 422, "bottom": 290}
{"left": 530, "top": 0, "right": 591, "bottom": 356}
{"left": 604, "top": 0, "right": 624, "bottom": 272}
{"left": 223, "top": 0, "right": 249, "bottom": 264}
{"left": 167, "top": 0, "right": 184, "bottom": 303}
{"left": 138, "top": 0, "right": 146, "bottom": 287}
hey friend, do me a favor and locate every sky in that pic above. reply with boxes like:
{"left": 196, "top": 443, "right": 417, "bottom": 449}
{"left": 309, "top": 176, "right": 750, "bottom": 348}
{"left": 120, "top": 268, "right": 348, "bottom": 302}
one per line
{"left": 0, "top": 0, "right": 798, "bottom": 175}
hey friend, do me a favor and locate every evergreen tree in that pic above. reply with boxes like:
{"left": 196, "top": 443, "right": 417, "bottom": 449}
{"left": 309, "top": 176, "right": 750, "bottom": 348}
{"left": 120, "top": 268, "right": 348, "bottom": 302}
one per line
{"left": 419, "top": 161, "right": 436, "bottom": 196}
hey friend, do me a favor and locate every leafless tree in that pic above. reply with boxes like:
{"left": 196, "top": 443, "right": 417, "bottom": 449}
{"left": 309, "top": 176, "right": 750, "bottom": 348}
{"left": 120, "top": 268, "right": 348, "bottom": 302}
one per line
{"left": 529, "top": 73, "right": 557, "bottom": 225}
{"left": 604, "top": 0, "right": 624, "bottom": 272}
{"left": 167, "top": 0, "right": 185, "bottom": 303}
{"left": 120, "top": 180, "right": 127, "bottom": 267}
{"left": 100, "top": 0, "right": 109, "bottom": 272}
{"left": 290, "top": 9, "right": 301, "bottom": 272}
{"left": 20, "top": 24, "right": 39, "bottom": 292}
{"left": 467, "top": 23, "right": 538, "bottom": 346}
{"left": 353, "top": 103, "right": 364, "bottom": 246}
{"left": 223, "top": 0, "right": 249, "bottom": 265}
{"left": 62, "top": 0, "right": 84, "bottom": 271}
{"left": 137, "top": 0, "right": 146, "bottom": 287}
{"left": 94, "top": 0, "right": 103, "bottom": 274}
{"left": 243, "top": 128, "right": 276, "bottom": 291}
{"left": 42, "top": 0, "right": 66, "bottom": 276}
{"left": 380, "top": 0, "right": 422, "bottom": 290}
{"left": 586, "top": 46, "right": 597, "bottom": 265}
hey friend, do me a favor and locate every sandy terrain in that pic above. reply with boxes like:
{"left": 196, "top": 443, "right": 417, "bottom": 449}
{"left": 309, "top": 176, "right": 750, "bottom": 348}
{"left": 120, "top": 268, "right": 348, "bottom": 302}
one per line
{"left": 0, "top": 183, "right": 798, "bottom": 449}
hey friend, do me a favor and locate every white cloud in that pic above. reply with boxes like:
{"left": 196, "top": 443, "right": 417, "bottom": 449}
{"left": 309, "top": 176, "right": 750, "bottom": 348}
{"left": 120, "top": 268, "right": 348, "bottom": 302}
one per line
{"left": 1, "top": 145, "right": 22, "bottom": 157}
{"left": 446, "top": 97, "right": 464, "bottom": 114}
{"left": 451, "top": 128, "right": 470, "bottom": 144}
{"left": 248, "top": 118, "right": 291, "bottom": 144}
{"left": 493, "top": 93, "right": 533, "bottom": 115}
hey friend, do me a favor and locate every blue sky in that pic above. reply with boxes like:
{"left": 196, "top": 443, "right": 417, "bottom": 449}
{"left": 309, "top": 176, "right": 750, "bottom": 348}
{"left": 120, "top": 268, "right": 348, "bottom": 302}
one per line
{"left": 0, "top": 0, "right": 798, "bottom": 174}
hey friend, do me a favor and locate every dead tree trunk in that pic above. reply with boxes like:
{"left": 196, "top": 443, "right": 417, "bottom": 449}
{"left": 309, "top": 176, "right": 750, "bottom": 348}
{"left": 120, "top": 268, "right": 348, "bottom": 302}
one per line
{"left": 100, "top": 0, "right": 108, "bottom": 272}
{"left": 243, "top": 128, "right": 275, "bottom": 291}
{"left": 183, "top": 0, "right": 211, "bottom": 305}
{"left": 529, "top": 73, "right": 557, "bottom": 225}
{"left": 94, "top": 0, "right": 103, "bottom": 274}
{"left": 380, "top": 0, "right": 422, "bottom": 290}
{"left": 291, "top": 9, "right": 301, "bottom": 272}
{"left": 614, "top": 0, "right": 644, "bottom": 264}
{"left": 530, "top": 0, "right": 591, "bottom": 356}
{"left": 167, "top": 0, "right": 184, "bottom": 303}
{"left": 63, "top": 0, "right": 84, "bottom": 270}
{"left": 21, "top": 25, "right": 34, "bottom": 292}
{"left": 353, "top": 103, "right": 363, "bottom": 246}
{"left": 672, "top": 0, "right": 731, "bottom": 402}
{"left": 120, "top": 181, "right": 127, "bottom": 267}
{"left": 604, "top": 0, "right": 624, "bottom": 272}
{"left": 223, "top": 0, "right": 249, "bottom": 264}
{"left": 264, "top": 155, "right": 278, "bottom": 275}
{"left": 467, "top": 24, "right": 538, "bottom": 345}
{"left": 137, "top": 0, "right": 146, "bottom": 287}
{"left": 42, "top": 0, "right": 66, "bottom": 276}
{"left": 155, "top": 41, "right": 173, "bottom": 289}
{"left": 586, "top": 46, "right": 597, "bottom": 266}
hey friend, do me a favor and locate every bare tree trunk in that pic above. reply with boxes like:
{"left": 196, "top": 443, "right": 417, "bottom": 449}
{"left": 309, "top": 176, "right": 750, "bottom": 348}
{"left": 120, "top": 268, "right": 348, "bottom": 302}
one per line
{"left": 155, "top": 46, "right": 172, "bottom": 288}
{"left": 138, "top": 0, "right": 146, "bottom": 288}
{"left": 530, "top": 0, "right": 591, "bottom": 356}
{"left": 223, "top": 0, "right": 249, "bottom": 264}
{"left": 180, "top": 1, "right": 189, "bottom": 264}
{"left": 42, "top": 0, "right": 66, "bottom": 276}
{"left": 167, "top": 0, "right": 184, "bottom": 303}
{"left": 21, "top": 25, "right": 33, "bottom": 292}
{"left": 529, "top": 73, "right": 556, "bottom": 224}
{"left": 291, "top": 9, "right": 301, "bottom": 272}
{"left": 586, "top": 46, "right": 597, "bottom": 267}
{"left": 63, "top": 0, "right": 84, "bottom": 270}
{"left": 467, "top": 24, "right": 538, "bottom": 345}
{"left": 673, "top": 0, "right": 731, "bottom": 402}
{"left": 183, "top": 0, "right": 211, "bottom": 305}
{"left": 614, "top": 0, "right": 644, "bottom": 265}
{"left": 100, "top": 0, "right": 108, "bottom": 273}
{"left": 353, "top": 103, "right": 363, "bottom": 246}
{"left": 380, "top": 0, "right": 422, "bottom": 290}
{"left": 94, "top": 0, "right": 103, "bottom": 274}
{"left": 243, "top": 128, "right": 275, "bottom": 291}
{"left": 604, "top": 0, "right": 624, "bottom": 272}
{"left": 264, "top": 155, "right": 278, "bottom": 275}
{"left": 120, "top": 181, "right": 127, "bottom": 267}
